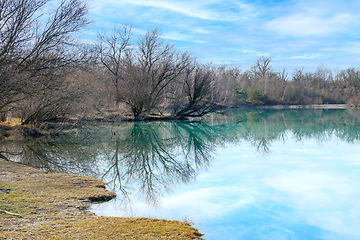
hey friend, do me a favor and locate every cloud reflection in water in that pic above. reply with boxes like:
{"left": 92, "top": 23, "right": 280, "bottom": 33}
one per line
{"left": 4, "top": 109, "right": 360, "bottom": 239}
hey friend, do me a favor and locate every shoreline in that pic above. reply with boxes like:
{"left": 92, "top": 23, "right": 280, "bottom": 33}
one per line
{"left": 256, "top": 104, "right": 351, "bottom": 109}
{"left": 223, "top": 103, "right": 352, "bottom": 110}
{"left": 0, "top": 104, "right": 357, "bottom": 141}
{"left": 0, "top": 159, "right": 203, "bottom": 239}
{"left": 1, "top": 105, "right": 358, "bottom": 238}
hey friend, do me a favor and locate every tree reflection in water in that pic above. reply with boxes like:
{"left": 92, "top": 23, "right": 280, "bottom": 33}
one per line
{"left": 2, "top": 109, "right": 360, "bottom": 205}
{"left": 0, "top": 133, "right": 100, "bottom": 174}
{"left": 101, "top": 122, "right": 216, "bottom": 204}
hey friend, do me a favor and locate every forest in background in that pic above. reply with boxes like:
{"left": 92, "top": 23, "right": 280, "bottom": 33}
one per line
{"left": 1, "top": 0, "right": 360, "bottom": 125}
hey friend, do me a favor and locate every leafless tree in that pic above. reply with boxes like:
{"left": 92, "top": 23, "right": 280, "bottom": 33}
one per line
{"left": 254, "top": 56, "right": 272, "bottom": 77}
{"left": 97, "top": 24, "right": 132, "bottom": 106}
{"left": 0, "top": 0, "right": 89, "bottom": 124}
{"left": 120, "top": 29, "right": 192, "bottom": 119}
{"left": 172, "top": 65, "right": 215, "bottom": 119}
{"left": 212, "top": 65, "right": 241, "bottom": 106}
{"left": 251, "top": 56, "right": 272, "bottom": 95}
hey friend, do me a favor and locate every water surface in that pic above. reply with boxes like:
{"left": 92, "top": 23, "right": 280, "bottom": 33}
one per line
{"left": 3, "top": 109, "right": 360, "bottom": 240}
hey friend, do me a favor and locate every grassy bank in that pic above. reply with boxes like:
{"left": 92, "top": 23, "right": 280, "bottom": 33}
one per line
{"left": 0, "top": 159, "right": 203, "bottom": 239}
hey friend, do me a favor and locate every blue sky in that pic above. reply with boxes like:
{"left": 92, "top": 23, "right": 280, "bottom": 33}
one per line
{"left": 87, "top": 0, "right": 360, "bottom": 72}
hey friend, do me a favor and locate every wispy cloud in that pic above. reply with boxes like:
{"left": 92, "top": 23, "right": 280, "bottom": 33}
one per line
{"left": 96, "top": 0, "right": 256, "bottom": 21}
{"left": 162, "top": 32, "right": 207, "bottom": 44}
{"left": 88, "top": 0, "right": 360, "bottom": 71}
{"left": 289, "top": 55, "right": 319, "bottom": 60}
{"left": 117, "top": 0, "right": 218, "bottom": 20}
{"left": 264, "top": 9, "right": 356, "bottom": 37}
{"left": 322, "top": 42, "right": 360, "bottom": 55}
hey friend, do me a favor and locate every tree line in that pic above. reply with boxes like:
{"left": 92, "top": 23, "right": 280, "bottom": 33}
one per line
{"left": 1, "top": 0, "right": 360, "bottom": 125}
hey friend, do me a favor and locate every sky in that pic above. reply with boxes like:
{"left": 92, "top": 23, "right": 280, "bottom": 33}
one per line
{"left": 86, "top": 0, "right": 360, "bottom": 72}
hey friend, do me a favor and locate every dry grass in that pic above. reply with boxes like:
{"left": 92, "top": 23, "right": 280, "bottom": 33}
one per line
{"left": 0, "top": 117, "right": 22, "bottom": 127}
{"left": 0, "top": 159, "right": 203, "bottom": 239}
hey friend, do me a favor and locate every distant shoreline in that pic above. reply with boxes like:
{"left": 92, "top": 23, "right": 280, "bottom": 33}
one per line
{"left": 221, "top": 104, "right": 357, "bottom": 111}
{"left": 1, "top": 104, "right": 358, "bottom": 140}
{"left": 256, "top": 104, "right": 351, "bottom": 109}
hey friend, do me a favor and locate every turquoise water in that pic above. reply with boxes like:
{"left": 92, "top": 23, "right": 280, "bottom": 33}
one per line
{"left": 7, "top": 109, "right": 360, "bottom": 239}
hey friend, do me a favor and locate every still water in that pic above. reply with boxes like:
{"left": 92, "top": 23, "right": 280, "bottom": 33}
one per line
{"left": 4, "top": 109, "right": 360, "bottom": 239}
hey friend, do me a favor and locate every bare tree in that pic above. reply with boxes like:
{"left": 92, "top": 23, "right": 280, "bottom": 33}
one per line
{"left": 252, "top": 56, "right": 272, "bottom": 95}
{"left": 120, "top": 29, "right": 192, "bottom": 119}
{"left": 172, "top": 65, "right": 215, "bottom": 119}
{"left": 97, "top": 24, "right": 132, "bottom": 107}
{"left": 212, "top": 65, "right": 241, "bottom": 106}
{"left": 254, "top": 56, "right": 272, "bottom": 77}
{"left": 0, "top": 0, "right": 89, "bottom": 124}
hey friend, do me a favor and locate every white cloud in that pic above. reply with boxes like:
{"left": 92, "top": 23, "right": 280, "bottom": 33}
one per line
{"left": 88, "top": 0, "right": 360, "bottom": 73}
{"left": 289, "top": 55, "right": 319, "bottom": 60}
{"left": 323, "top": 42, "right": 360, "bottom": 55}
{"left": 265, "top": 10, "right": 355, "bottom": 37}
{"left": 120, "top": 0, "right": 218, "bottom": 20}
{"left": 193, "top": 28, "right": 212, "bottom": 34}
{"left": 92, "top": 0, "right": 256, "bottom": 21}
{"left": 161, "top": 32, "right": 207, "bottom": 44}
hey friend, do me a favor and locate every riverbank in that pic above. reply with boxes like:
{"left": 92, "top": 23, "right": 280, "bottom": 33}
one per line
{"left": 257, "top": 104, "right": 351, "bottom": 109}
{"left": 0, "top": 159, "right": 203, "bottom": 239}
{"left": 0, "top": 104, "right": 355, "bottom": 140}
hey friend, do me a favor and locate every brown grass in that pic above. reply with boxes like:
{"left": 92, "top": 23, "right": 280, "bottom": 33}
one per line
{"left": 0, "top": 117, "right": 22, "bottom": 127}
{"left": 0, "top": 159, "right": 203, "bottom": 239}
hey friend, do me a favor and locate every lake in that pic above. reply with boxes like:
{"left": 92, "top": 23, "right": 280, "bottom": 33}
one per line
{"left": 4, "top": 109, "right": 360, "bottom": 240}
